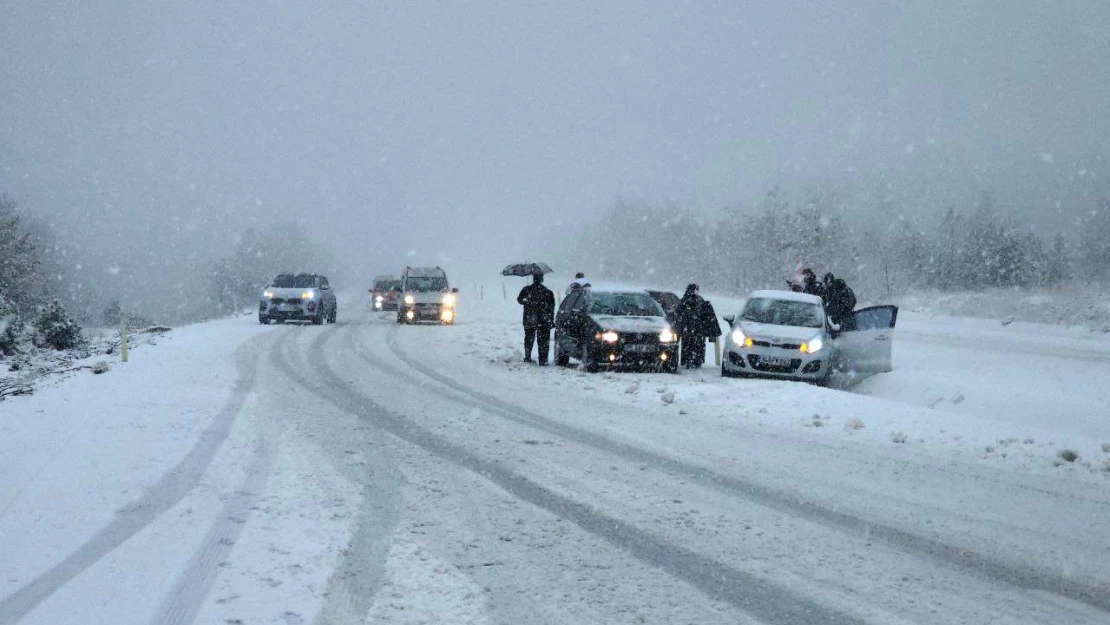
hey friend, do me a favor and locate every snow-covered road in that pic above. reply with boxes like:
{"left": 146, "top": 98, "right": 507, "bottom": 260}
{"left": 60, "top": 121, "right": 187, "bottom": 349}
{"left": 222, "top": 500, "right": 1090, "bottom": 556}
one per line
{"left": 2, "top": 290, "right": 1108, "bottom": 624}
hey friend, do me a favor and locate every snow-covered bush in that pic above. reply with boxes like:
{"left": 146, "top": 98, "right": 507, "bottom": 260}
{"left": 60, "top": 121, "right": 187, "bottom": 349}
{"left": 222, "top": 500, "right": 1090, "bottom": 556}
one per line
{"left": 33, "top": 301, "right": 84, "bottom": 351}
{"left": 1057, "top": 449, "right": 1079, "bottom": 463}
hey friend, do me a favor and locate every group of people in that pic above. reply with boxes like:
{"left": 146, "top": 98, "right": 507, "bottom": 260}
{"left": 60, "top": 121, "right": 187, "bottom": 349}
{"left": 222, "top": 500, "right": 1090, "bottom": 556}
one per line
{"left": 514, "top": 272, "right": 721, "bottom": 369}
{"left": 794, "top": 268, "right": 856, "bottom": 325}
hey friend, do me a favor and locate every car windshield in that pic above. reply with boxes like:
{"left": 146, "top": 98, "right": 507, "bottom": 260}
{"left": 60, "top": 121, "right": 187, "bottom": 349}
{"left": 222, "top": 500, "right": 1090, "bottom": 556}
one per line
{"left": 374, "top": 279, "right": 401, "bottom": 291}
{"left": 741, "top": 298, "right": 824, "bottom": 328}
{"left": 273, "top": 274, "right": 316, "bottom": 288}
{"left": 406, "top": 276, "right": 448, "bottom": 291}
{"left": 588, "top": 292, "right": 665, "bottom": 317}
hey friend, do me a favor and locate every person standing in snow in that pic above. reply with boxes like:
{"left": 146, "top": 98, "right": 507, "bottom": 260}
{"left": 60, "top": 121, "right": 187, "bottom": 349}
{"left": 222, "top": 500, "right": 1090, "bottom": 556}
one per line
{"left": 517, "top": 273, "right": 555, "bottom": 365}
{"left": 675, "top": 284, "right": 721, "bottom": 368}
{"left": 823, "top": 272, "right": 856, "bottom": 327}
{"left": 566, "top": 272, "right": 587, "bottom": 295}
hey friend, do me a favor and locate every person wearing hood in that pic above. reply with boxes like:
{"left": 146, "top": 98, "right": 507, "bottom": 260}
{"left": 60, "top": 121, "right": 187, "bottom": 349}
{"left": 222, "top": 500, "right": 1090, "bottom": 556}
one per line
{"left": 675, "top": 284, "right": 721, "bottom": 368}
{"left": 517, "top": 273, "right": 555, "bottom": 364}
{"left": 823, "top": 272, "right": 856, "bottom": 326}
{"left": 566, "top": 272, "right": 588, "bottom": 295}
{"left": 801, "top": 268, "right": 825, "bottom": 299}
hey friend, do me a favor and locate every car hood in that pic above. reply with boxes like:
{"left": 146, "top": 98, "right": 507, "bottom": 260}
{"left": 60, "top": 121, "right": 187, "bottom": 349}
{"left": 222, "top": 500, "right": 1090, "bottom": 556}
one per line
{"left": 739, "top": 321, "right": 824, "bottom": 344}
{"left": 591, "top": 315, "right": 670, "bottom": 334}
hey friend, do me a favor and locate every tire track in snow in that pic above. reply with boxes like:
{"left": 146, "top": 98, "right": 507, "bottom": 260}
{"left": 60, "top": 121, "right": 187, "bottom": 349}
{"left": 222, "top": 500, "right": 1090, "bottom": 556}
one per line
{"left": 300, "top": 322, "right": 864, "bottom": 625}
{"left": 268, "top": 324, "right": 402, "bottom": 625}
{"left": 151, "top": 424, "right": 273, "bottom": 625}
{"left": 0, "top": 337, "right": 267, "bottom": 625}
{"left": 381, "top": 326, "right": 1110, "bottom": 617}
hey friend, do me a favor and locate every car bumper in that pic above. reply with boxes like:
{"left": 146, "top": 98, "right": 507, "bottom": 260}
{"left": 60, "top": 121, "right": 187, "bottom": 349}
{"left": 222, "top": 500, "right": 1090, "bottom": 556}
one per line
{"left": 722, "top": 346, "right": 828, "bottom": 379}
{"left": 260, "top": 301, "right": 319, "bottom": 320}
{"left": 595, "top": 341, "right": 678, "bottom": 369}
{"left": 401, "top": 303, "right": 456, "bottom": 322}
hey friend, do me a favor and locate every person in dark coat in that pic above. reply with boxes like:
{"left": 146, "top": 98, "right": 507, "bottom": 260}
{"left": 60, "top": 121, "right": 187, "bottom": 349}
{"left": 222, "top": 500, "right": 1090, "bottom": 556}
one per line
{"left": 517, "top": 273, "right": 555, "bottom": 364}
{"left": 801, "top": 268, "right": 825, "bottom": 299}
{"left": 675, "top": 284, "right": 721, "bottom": 368}
{"left": 823, "top": 272, "right": 856, "bottom": 327}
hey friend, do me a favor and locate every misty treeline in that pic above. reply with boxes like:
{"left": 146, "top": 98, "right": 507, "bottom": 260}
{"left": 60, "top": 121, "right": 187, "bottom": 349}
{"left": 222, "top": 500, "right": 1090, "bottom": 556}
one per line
{"left": 1, "top": 195, "right": 84, "bottom": 356}
{"left": 564, "top": 188, "right": 1106, "bottom": 301}
{"left": 1, "top": 193, "right": 332, "bottom": 359}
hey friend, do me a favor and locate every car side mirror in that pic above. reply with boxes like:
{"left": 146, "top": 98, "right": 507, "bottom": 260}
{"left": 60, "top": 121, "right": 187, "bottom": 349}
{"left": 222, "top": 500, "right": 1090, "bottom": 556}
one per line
{"left": 451, "top": 287, "right": 459, "bottom": 293}
{"left": 393, "top": 286, "right": 403, "bottom": 292}
{"left": 723, "top": 315, "right": 735, "bottom": 325}
{"left": 320, "top": 284, "right": 330, "bottom": 290}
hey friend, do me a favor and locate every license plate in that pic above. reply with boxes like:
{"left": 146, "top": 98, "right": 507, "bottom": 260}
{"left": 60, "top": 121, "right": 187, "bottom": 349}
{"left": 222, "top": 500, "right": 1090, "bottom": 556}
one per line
{"left": 624, "top": 344, "right": 656, "bottom": 353}
{"left": 761, "top": 356, "right": 791, "bottom": 367}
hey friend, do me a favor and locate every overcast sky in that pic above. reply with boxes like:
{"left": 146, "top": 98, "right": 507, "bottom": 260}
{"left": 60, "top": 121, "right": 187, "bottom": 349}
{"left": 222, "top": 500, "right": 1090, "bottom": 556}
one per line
{"left": 3, "top": 1, "right": 1109, "bottom": 280}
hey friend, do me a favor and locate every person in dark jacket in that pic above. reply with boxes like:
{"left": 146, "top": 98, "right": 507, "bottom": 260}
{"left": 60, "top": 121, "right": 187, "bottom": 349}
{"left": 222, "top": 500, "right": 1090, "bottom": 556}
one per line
{"left": 675, "top": 284, "right": 721, "bottom": 368}
{"left": 801, "top": 268, "right": 825, "bottom": 299}
{"left": 823, "top": 272, "right": 856, "bottom": 326}
{"left": 517, "top": 273, "right": 555, "bottom": 364}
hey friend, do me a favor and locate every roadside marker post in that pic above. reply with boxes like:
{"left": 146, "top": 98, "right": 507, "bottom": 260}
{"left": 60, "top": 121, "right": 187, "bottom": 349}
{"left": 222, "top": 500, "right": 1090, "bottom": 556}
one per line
{"left": 119, "top": 315, "right": 129, "bottom": 363}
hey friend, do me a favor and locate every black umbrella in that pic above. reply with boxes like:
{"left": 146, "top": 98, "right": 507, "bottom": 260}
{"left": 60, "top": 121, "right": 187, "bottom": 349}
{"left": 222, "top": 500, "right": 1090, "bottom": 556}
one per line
{"left": 501, "top": 262, "right": 554, "bottom": 277}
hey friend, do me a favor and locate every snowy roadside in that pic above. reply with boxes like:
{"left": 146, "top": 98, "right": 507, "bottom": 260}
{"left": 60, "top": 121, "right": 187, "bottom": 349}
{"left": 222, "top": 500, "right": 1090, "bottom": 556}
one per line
{"left": 412, "top": 285, "right": 1110, "bottom": 481}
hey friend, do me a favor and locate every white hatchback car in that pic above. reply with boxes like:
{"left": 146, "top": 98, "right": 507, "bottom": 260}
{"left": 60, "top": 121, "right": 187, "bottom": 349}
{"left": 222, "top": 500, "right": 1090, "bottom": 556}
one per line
{"left": 721, "top": 289, "right": 898, "bottom": 385}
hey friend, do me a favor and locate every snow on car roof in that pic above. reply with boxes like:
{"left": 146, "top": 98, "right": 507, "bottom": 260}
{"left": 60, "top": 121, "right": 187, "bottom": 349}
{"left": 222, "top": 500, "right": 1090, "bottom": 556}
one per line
{"left": 582, "top": 283, "right": 652, "bottom": 295}
{"left": 748, "top": 289, "right": 824, "bottom": 305}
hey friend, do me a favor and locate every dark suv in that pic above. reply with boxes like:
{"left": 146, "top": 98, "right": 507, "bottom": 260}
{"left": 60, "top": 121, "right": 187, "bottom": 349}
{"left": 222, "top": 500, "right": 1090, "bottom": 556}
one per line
{"left": 259, "top": 273, "right": 338, "bottom": 325}
{"left": 553, "top": 287, "right": 678, "bottom": 373}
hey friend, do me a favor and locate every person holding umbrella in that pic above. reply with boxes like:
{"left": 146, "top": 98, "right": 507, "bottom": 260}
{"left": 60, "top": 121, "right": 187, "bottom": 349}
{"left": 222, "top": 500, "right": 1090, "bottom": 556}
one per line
{"left": 502, "top": 262, "right": 556, "bottom": 365}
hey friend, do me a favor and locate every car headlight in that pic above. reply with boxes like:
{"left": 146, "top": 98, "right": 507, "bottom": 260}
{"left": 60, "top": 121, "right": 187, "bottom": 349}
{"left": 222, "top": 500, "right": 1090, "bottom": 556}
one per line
{"left": 800, "top": 336, "right": 824, "bottom": 354}
{"left": 375, "top": 295, "right": 384, "bottom": 302}
{"left": 442, "top": 293, "right": 456, "bottom": 307}
{"left": 659, "top": 328, "right": 676, "bottom": 343}
{"left": 731, "top": 329, "right": 753, "bottom": 348}
{"left": 404, "top": 295, "right": 415, "bottom": 305}
{"left": 596, "top": 331, "right": 619, "bottom": 343}
{"left": 301, "top": 290, "right": 315, "bottom": 300}
{"left": 263, "top": 290, "right": 275, "bottom": 299}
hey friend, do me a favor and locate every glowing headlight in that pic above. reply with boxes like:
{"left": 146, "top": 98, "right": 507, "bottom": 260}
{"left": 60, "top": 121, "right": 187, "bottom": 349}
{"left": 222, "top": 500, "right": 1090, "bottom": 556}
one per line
{"left": 731, "top": 329, "right": 753, "bottom": 348}
{"left": 659, "top": 328, "right": 676, "bottom": 343}
{"left": 441, "top": 309, "right": 454, "bottom": 322}
{"left": 599, "top": 331, "right": 619, "bottom": 343}
{"left": 263, "top": 290, "right": 275, "bottom": 299}
{"left": 442, "top": 293, "right": 457, "bottom": 307}
{"left": 801, "top": 336, "right": 824, "bottom": 354}
{"left": 404, "top": 294, "right": 415, "bottom": 305}
{"left": 375, "top": 295, "right": 384, "bottom": 303}
{"left": 301, "top": 290, "right": 315, "bottom": 300}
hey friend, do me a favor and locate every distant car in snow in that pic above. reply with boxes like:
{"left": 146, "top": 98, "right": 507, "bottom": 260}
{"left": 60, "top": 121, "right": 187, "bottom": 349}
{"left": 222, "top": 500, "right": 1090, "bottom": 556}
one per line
{"left": 370, "top": 275, "right": 401, "bottom": 311}
{"left": 553, "top": 286, "right": 679, "bottom": 373}
{"left": 721, "top": 289, "right": 897, "bottom": 385}
{"left": 259, "top": 273, "right": 338, "bottom": 325}
{"left": 397, "top": 266, "right": 458, "bottom": 325}
{"left": 645, "top": 289, "right": 681, "bottom": 328}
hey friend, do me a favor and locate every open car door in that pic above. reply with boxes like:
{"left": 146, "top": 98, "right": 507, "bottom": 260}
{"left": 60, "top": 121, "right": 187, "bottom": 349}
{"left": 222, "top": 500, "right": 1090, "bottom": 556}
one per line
{"left": 833, "top": 305, "right": 899, "bottom": 374}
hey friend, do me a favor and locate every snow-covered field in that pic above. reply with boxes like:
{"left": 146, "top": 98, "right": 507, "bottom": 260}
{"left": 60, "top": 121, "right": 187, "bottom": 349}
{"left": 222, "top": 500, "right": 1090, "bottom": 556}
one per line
{"left": 2, "top": 285, "right": 1109, "bottom": 624}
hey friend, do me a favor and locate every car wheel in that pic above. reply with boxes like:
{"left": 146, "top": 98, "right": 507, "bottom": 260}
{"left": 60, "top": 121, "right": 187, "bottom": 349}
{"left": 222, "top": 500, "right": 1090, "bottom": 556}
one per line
{"left": 312, "top": 309, "right": 324, "bottom": 325}
{"left": 582, "top": 343, "right": 599, "bottom": 373}
{"left": 721, "top": 366, "right": 734, "bottom": 378}
{"left": 329, "top": 305, "right": 337, "bottom": 323}
{"left": 258, "top": 315, "right": 269, "bottom": 325}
